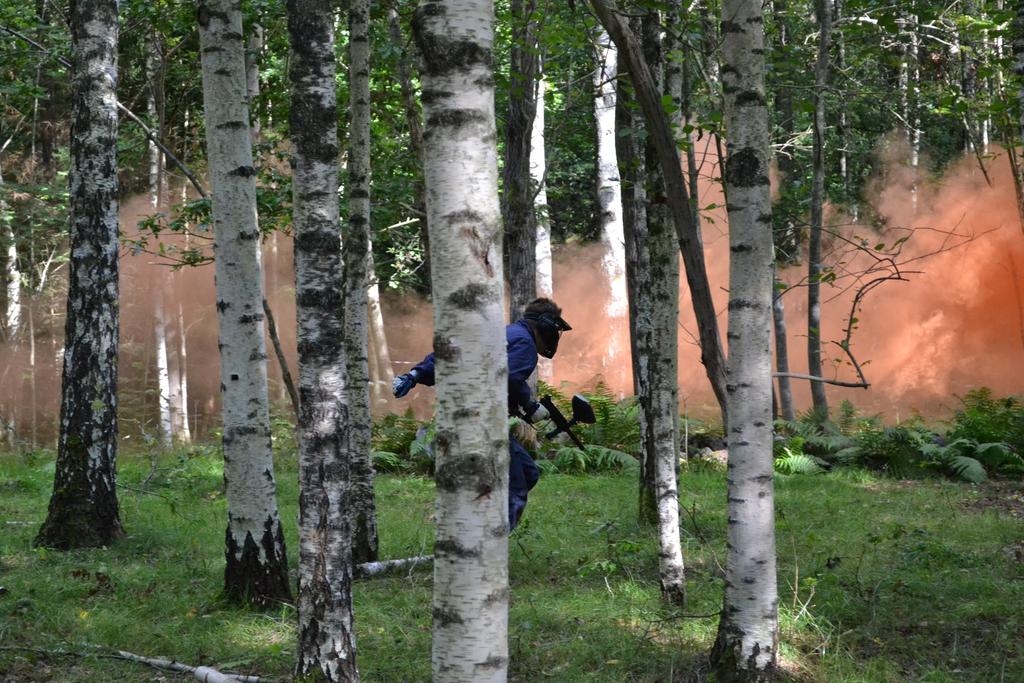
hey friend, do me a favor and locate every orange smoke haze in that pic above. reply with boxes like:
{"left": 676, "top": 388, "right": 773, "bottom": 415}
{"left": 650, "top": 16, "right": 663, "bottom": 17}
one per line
{"left": 0, "top": 142, "right": 1021, "bottom": 444}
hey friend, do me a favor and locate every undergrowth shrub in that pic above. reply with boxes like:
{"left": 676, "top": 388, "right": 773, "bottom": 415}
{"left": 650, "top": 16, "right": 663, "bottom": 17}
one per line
{"left": 947, "top": 388, "right": 1024, "bottom": 455}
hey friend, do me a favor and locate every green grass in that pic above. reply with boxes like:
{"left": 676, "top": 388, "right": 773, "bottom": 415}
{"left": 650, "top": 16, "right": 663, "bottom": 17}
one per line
{"left": 1, "top": 448, "right": 1021, "bottom": 682}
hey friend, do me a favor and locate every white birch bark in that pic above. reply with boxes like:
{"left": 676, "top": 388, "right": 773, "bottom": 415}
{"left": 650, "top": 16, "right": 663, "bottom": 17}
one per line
{"left": 344, "top": 0, "right": 380, "bottom": 567}
{"left": 198, "top": 0, "right": 290, "bottom": 605}
{"left": 1, "top": 168, "right": 19, "bottom": 338}
{"left": 154, "top": 287, "right": 173, "bottom": 448}
{"left": 594, "top": 30, "right": 628, "bottom": 369}
{"left": 712, "top": 0, "right": 779, "bottom": 677}
{"left": 532, "top": 74, "right": 552, "bottom": 300}
{"left": 175, "top": 300, "right": 191, "bottom": 442}
{"left": 289, "top": 0, "right": 358, "bottom": 678}
{"left": 531, "top": 70, "right": 553, "bottom": 382}
{"left": 412, "top": 2, "right": 509, "bottom": 680}
{"left": 35, "top": 0, "right": 123, "bottom": 549}
{"left": 642, "top": 8, "right": 685, "bottom": 605}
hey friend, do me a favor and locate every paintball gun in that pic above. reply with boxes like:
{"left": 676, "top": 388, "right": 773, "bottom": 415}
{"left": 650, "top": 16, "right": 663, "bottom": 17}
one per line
{"left": 538, "top": 394, "right": 596, "bottom": 449}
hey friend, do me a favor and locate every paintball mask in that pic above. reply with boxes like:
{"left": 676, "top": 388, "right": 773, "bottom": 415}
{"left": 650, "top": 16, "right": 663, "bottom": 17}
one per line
{"left": 524, "top": 312, "right": 572, "bottom": 358}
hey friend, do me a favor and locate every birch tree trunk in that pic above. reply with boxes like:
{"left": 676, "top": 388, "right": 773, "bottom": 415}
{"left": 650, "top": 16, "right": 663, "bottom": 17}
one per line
{"left": 532, "top": 71, "right": 553, "bottom": 300}
{"left": 344, "top": 0, "right": 380, "bottom": 567}
{"left": 616, "top": 43, "right": 653, "bottom": 515}
{"left": 35, "top": 0, "right": 123, "bottom": 549}
{"left": 589, "top": 0, "right": 729, "bottom": 423}
{"left": 366, "top": 267, "right": 394, "bottom": 407}
{"left": 1, "top": 169, "right": 19, "bottom": 339}
{"left": 504, "top": 0, "right": 539, "bottom": 322}
{"left": 289, "top": 0, "right": 359, "bottom": 678}
{"left": 711, "top": 0, "right": 779, "bottom": 677}
{"left": 387, "top": 7, "right": 431, "bottom": 285}
{"left": 594, "top": 29, "right": 629, "bottom": 373}
{"left": 772, "top": 275, "right": 795, "bottom": 422}
{"left": 412, "top": 2, "right": 510, "bottom": 679}
{"left": 198, "top": 0, "right": 291, "bottom": 606}
{"left": 807, "top": 0, "right": 832, "bottom": 417}
{"left": 641, "top": 8, "right": 685, "bottom": 605}
{"left": 155, "top": 288, "right": 173, "bottom": 448}
{"left": 175, "top": 301, "right": 192, "bottom": 442}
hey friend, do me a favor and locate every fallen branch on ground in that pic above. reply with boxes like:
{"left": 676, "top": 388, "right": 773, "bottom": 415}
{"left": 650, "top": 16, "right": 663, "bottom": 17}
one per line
{"left": 355, "top": 555, "right": 433, "bottom": 578}
{"left": 0, "top": 645, "right": 268, "bottom": 682}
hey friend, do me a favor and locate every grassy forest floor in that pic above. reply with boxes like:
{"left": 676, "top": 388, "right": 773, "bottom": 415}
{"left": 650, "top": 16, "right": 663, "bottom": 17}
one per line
{"left": 1, "top": 447, "right": 1022, "bottom": 682}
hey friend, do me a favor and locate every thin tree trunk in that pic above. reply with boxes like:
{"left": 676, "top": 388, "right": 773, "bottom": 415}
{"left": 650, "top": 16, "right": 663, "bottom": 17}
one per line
{"left": 35, "top": 0, "right": 123, "bottom": 549}
{"left": 532, "top": 71, "right": 553, "bottom": 300}
{"left": 344, "top": 0, "right": 380, "bottom": 567}
{"left": 711, "top": 0, "right": 779, "bottom": 678}
{"left": 642, "top": 7, "right": 685, "bottom": 605}
{"left": 176, "top": 300, "right": 191, "bottom": 442}
{"left": 198, "top": 0, "right": 291, "bottom": 606}
{"left": 154, "top": 287, "right": 173, "bottom": 449}
{"left": 289, "top": 0, "right": 359, "bottom": 677}
{"left": 504, "top": 0, "right": 540, "bottom": 323}
{"left": 532, "top": 67, "right": 554, "bottom": 382}
{"left": 807, "top": 0, "right": 832, "bottom": 418}
{"left": 772, "top": 273, "right": 795, "bottom": 421}
{"left": 412, "top": 2, "right": 510, "bottom": 680}
{"left": 366, "top": 267, "right": 394, "bottom": 407}
{"left": 1, "top": 167, "right": 19, "bottom": 339}
{"left": 616, "top": 23, "right": 653, "bottom": 520}
{"left": 594, "top": 29, "right": 629, "bottom": 374}
{"left": 589, "top": 0, "right": 729, "bottom": 424}
{"left": 387, "top": 8, "right": 430, "bottom": 286}
{"left": 146, "top": 33, "right": 164, "bottom": 209}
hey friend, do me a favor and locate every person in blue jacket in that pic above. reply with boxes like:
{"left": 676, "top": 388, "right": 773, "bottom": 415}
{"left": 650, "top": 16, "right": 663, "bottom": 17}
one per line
{"left": 391, "top": 297, "right": 572, "bottom": 531}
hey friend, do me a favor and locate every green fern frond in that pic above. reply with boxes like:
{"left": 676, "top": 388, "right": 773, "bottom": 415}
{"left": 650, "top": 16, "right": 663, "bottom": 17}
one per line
{"left": 946, "top": 455, "right": 986, "bottom": 483}
{"left": 774, "top": 450, "right": 823, "bottom": 475}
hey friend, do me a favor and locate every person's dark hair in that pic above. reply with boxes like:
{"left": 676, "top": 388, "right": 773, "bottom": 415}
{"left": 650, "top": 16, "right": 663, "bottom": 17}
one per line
{"left": 524, "top": 298, "right": 561, "bottom": 318}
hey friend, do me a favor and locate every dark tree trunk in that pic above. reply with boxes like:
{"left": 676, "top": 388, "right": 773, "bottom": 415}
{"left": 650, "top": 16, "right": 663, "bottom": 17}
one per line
{"left": 808, "top": 0, "right": 832, "bottom": 418}
{"left": 504, "top": 0, "right": 540, "bottom": 322}
{"left": 35, "top": 0, "right": 123, "bottom": 550}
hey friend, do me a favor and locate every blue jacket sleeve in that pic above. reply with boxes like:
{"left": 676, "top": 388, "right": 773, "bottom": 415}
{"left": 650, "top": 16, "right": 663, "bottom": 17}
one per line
{"left": 411, "top": 353, "right": 436, "bottom": 386}
{"left": 507, "top": 330, "right": 537, "bottom": 415}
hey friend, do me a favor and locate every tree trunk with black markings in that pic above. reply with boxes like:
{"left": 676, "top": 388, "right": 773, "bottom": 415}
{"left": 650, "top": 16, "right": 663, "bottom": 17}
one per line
{"left": 35, "top": 0, "right": 123, "bottom": 550}
{"left": 344, "top": 0, "right": 380, "bottom": 568}
{"left": 640, "top": 8, "right": 686, "bottom": 605}
{"left": 711, "top": 0, "right": 779, "bottom": 678}
{"left": 413, "top": 2, "right": 510, "bottom": 679}
{"left": 290, "top": 0, "right": 359, "bottom": 678}
{"left": 198, "top": 0, "right": 291, "bottom": 607}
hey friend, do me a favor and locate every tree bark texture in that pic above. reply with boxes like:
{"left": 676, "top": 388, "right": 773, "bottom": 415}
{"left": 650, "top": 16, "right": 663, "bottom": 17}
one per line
{"left": 289, "top": 0, "right": 360, "bottom": 679}
{"left": 387, "top": 7, "right": 431, "bottom": 286}
{"left": 590, "top": 0, "right": 728, "bottom": 424}
{"left": 594, "top": 28, "right": 630, "bottom": 380}
{"left": 344, "top": 0, "right": 380, "bottom": 568}
{"left": 640, "top": 9, "right": 686, "bottom": 606}
{"left": 532, "top": 71, "right": 553, "bottom": 300}
{"left": 198, "top": 0, "right": 291, "bottom": 606}
{"left": 616, "top": 45, "right": 654, "bottom": 519}
{"left": 807, "top": 0, "right": 832, "bottom": 416}
{"left": 711, "top": 0, "right": 780, "bottom": 678}
{"left": 772, "top": 273, "right": 795, "bottom": 422}
{"left": 412, "top": 2, "right": 510, "bottom": 680}
{"left": 155, "top": 287, "right": 173, "bottom": 448}
{"left": 35, "top": 0, "right": 123, "bottom": 550}
{"left": 2, "top": 168, "right": 20, "bottom": 339}
{"left": 504, "top": 0, "right": 539, "bottom": 323}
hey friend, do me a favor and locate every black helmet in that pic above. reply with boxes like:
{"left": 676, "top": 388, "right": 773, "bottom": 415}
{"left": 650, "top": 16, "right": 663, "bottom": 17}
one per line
{"left": 523, "top": 298, "right": 571, "bottom": 358}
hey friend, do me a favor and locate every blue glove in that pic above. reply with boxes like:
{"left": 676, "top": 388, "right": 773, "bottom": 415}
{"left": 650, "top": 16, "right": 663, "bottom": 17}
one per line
{"left": 392, "top": 371, "right": 417, "bottom": 398}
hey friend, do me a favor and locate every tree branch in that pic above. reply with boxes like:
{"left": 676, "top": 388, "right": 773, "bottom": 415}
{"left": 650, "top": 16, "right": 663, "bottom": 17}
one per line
{"left": 0, "top": 24, "right": 208, "bottom": 199}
